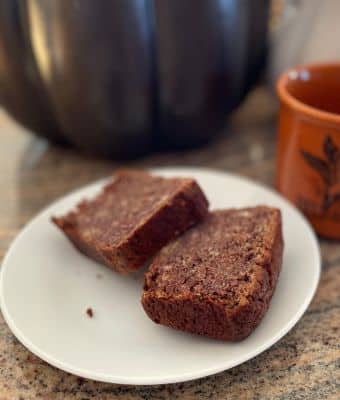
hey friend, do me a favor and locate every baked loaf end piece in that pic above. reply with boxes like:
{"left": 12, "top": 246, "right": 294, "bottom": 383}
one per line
{"left": 142, "top": 206, "right": 283, "bottom": 341}
{"left": 52, "top": 169, "right": 209, "bottom": 274}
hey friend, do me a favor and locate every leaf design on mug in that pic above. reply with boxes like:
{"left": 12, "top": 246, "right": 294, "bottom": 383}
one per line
{"left": 301, "top": 135, "right": 340, "bottom": 211}
{"left": 323, "top": 135, "right": 338, "bottom": 163}
{"left": 300, "top": 150, "right": 330, "bottom": 185}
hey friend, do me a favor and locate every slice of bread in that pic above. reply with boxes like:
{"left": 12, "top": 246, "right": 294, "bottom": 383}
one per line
{"left": 142, "top": 206, "right": 283, "bottom": 341}
{"left": 52, "top": 169, "right": 209, "bottom": 274}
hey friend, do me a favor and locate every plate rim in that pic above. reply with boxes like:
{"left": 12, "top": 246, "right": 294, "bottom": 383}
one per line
{"left": 0, "top": 166, "right": 321, "bottom": 385}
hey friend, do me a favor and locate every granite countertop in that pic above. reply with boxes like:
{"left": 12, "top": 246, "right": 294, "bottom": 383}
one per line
{"left": 0, "top": 88, "right": 339, "bottom": 400}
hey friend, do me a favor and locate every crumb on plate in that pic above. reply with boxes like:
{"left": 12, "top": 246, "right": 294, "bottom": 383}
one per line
{"left": 86, "top": 308, "right": 94, "bottom": 318}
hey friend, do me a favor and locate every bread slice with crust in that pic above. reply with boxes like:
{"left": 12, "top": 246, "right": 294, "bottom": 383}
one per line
{"left": 142, "top": 206, "right": 283, "bottom": 341}
{"left": 52, "top": 169, "right": 209, "bottom": 274}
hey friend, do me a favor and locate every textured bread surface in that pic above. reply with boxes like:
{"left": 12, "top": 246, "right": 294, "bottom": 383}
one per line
{"left": 142, "top": 206, "right": 283, "bottom": 340}
{"left": 52, "top": 169, "right": 209, "bottom": 274}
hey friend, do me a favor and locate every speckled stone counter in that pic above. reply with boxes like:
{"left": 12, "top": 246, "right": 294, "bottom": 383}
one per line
{"left": 0, "top": 88, "right": 339, "bottom": 399}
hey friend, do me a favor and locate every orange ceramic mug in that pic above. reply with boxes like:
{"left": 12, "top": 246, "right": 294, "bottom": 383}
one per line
{"left": 277, "top": 63, "right": 340, "bottom": 239}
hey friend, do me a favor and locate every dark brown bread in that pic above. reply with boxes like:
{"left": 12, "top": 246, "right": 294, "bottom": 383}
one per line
{"left": 52, "top": 169, "right": 209, "bottom": 274}
{"left": 142, "top": 206, "right": 283, "bottom": 341}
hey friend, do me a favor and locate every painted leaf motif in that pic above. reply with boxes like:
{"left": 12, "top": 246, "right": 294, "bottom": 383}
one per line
{"left": 323, "top": 135, "right": 338, "bottom": 163}
{"left": 300, "top": 150, "right": 330, "bottom": 185}
{"left": 301, "top": 135, "right": 340, "bottom": 210}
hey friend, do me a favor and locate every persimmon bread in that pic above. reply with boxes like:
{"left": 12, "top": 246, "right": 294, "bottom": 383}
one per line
{"left": 52, "top": 169, "right": 209, "bottom": 274}
{"left": 142, "top": 206, "right": 283, "bottom": 341}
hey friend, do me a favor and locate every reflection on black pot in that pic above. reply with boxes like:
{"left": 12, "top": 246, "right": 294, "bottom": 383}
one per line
{"left": 0, "top": 0, "right": 269, "bottom": 159}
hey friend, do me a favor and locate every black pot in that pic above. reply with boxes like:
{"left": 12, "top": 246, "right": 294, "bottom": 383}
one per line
{"left": 0, "top": 0, "right": 269, "bottom": 158}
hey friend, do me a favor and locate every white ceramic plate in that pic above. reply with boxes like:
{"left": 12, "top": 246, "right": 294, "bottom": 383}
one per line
{"left": 0, "top": 167, "right": 320, "bottom": 385}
